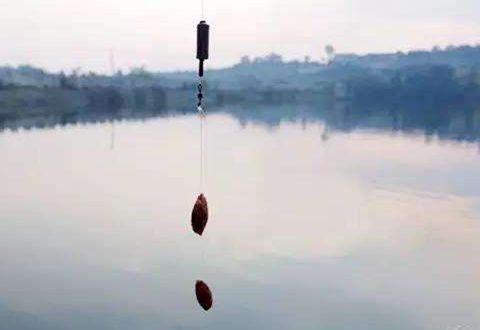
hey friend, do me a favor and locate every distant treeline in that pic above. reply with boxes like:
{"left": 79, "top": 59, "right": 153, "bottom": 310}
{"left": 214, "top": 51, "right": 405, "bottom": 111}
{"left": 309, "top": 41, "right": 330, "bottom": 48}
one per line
{"left": 347, "top": 64, "right": 480, "bottom": 106}
{"left": 1, "top": 44, "right": 480, "bottom": 90}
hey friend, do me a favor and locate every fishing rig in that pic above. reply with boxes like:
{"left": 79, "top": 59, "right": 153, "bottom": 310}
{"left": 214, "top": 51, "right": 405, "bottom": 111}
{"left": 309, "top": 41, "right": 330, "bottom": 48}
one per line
{"left": 196, "top": 20, "right": 209, "bottom": 114}
{"left": 191, "top": 15, "right": 213, "bottom": 311}
{"left": 191, "top": 19, "right": 210, "bottom": 236}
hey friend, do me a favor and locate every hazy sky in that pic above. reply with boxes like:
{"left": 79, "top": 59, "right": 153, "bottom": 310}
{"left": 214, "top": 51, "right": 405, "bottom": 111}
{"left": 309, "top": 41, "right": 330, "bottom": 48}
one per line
{"left": 1, "top": 0, "right": 479, "bottom": 73}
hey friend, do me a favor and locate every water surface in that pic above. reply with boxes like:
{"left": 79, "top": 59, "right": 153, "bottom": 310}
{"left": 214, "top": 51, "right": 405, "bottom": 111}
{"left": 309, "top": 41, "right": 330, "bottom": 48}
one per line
{"left": 0, "top": 111, "right": 479, "bottom": 330}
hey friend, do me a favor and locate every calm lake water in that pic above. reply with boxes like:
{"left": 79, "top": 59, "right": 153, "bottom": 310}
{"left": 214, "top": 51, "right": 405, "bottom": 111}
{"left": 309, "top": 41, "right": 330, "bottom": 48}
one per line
{"left": 0, "top": 111, "right": 479, "bottom": 330}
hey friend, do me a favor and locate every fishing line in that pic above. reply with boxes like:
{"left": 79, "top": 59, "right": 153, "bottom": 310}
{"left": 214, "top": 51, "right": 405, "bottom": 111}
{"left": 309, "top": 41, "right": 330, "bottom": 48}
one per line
{"left": 204, "top": 110, "right": 207, "bottom": 186}
{"left": 199, "top": 102, "right": 205, "bottom": 193}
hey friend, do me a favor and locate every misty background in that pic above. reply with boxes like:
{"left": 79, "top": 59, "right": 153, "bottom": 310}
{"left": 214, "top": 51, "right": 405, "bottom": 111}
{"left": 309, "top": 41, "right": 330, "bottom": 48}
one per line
{"left": 1, "top": 0, "right": 480, "bottom": 73}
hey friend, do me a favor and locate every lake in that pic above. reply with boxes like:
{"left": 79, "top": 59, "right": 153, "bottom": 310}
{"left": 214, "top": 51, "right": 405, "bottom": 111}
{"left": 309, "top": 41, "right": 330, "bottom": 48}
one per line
{"left": 0, "top": 108, "right": 479, "bottom": 330}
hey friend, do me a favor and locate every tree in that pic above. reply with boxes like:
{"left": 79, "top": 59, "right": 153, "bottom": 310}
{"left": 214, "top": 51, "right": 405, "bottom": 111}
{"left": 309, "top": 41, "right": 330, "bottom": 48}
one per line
{"left": 325, "top": 45, "right": 336, "bottom": 63}
{"left": 240, "top": 55, "right": 251, "bottom": 65}
{"left": 265, "top": 53, "right": 283, "bottom": 63}
{"left": 129, "top": 66, "right": 152, "bottom": 78}
{"left": 59, "top": 72, "right": 68, "bottom": 89}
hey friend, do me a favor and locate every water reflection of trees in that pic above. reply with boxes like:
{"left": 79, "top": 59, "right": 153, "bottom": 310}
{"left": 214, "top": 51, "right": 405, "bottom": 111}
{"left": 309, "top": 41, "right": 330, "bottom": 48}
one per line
{"left": 227, "top": 100, "right": 480, "bottom": 144}
{"left": 0, "top": 97, "right": 479, "bottom": 144}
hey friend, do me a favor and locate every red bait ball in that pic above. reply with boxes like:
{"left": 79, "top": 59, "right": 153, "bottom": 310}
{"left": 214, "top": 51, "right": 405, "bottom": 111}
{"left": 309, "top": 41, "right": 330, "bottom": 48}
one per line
{"left": 191, "top": 194, "right": 209, "bottom": 236}
{"left": 195, "top": 280, "right": 213, "bottom": 311}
